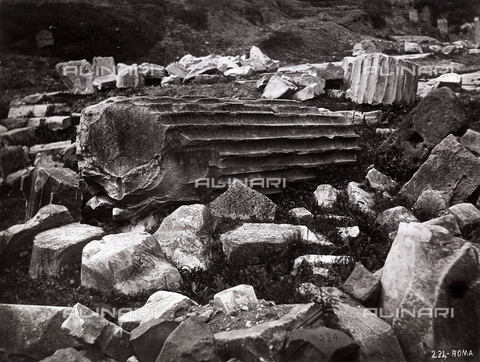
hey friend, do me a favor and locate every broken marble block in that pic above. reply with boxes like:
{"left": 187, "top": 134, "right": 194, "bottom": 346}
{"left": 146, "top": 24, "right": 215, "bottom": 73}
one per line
{"left": 22, "top": 167, "right": 84, "bottom": 221}
{"left": 55, "top": 60, "right": 94, "bottom": 95}
{"left": 213, "top": 284, "right": 259, "bottom": 314}
{"left": 29, "top": 223, "right": 105, "bottom": 280}
{"left": 314, "top": 184, "right": 339, "bottom": 208}
{"left": 81, "top": 232, "right": 182, "bottom": 296}
{"left": 343, "top": 262, "right": 380, "bottom": 307}
{"left": 262, "top": 75, "right": 297, "bottom": 99}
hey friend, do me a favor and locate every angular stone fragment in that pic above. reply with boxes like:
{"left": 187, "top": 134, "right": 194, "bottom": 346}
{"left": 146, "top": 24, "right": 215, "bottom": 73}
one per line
{"left": 215, "top": 304, "right": 318, "bottom": 362}
{"left": 375, "top": 206, "right": 418, "bottom": 235}
{"left": 156, "top": 318, "right": 222, "bottom": 362}
{"left": 365, "top": 168, "right": 398, "bottom": 192}
{"left": 404, "top": 41, "right": 423, "bottom": 54}
{"left": 262, "top": 75, "right": 297, "bottom": 99}
{"left": 62, "top": 303, "right": 133, "bottom": 362}
{"left": 55, "top": 60, "right": 94, "bottom": 95}
{"left": 209, "top": 180, "right": 278, "bottom": 223}
{"left": 118, "top": 291, "right": 197, "bottom": 332}
{"left": 380, "top": 87, "right": 468, "bottom": 172}
{"left": 291, "top": 84, "right": 319, "bottom": 101}
{"left": 379, "top": 222, "right": 480, "bottom": 361}
{"left": 220, "top": 223, "right": 329, "bottom": 266}
{"left": 82, "top": 232, "right": 181, "bottom": 296}
{"left": 282, "top": 326, "right": 360, "bottom": 362}
{"left": 214, "top": 285, "right": 259, "bottom": 314}
{"left": 345, "top": 53, "right": 419, "bottom": 105}
{"left": 460, "top": 129, "right": 480, "bottom": 156}
{"left": 400, "top": 135, "right": 480, "bottom": 204}
{"left": 343, "top": 262, "right": 381, "bottom": 307}
{"left": 314, "top": 184, "right": 339, "bottom": 208}
{"left": 413, "top": 189, "right": 450, "bottom": 221}
{"left": 153, "top": 204, "right": 215, "bottom": 270}
{"left": 437, "top": 72, "right": 462, "bottom": 91}
{"left": 22, "top": 167, "right": 83, "bottom": 221}
{"left": 0, "top": 145, "right": 27, "bottom": 179}
{"left": 289, "top": 207, "right": 314, "bottom": 224}
{"left": 29, "top": 223, "right": 105, "bottom": 280}
{"left": 449, "top": 203, "right": 480, "bottom": 239}
{"left": 0, "top": 126, "right": 36, "bottom": 146}
{"left": 0, "top": 204, "right": 73, "bottom": 261}
{"left": 0, "top": 304, "right": 75, "bottom": 359}
{"left": 347, "top": 182, "right": 375, "bottom": 215}
{"left": 130, "top": 319, "right": 180, "bottom": 362}
{"left": 7, "top": 104, "right": 54, "bottom": 118}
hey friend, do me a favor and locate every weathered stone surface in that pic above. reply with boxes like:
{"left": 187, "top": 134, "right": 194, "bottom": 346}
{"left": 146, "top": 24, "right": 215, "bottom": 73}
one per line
{"left": 262, "top": 75, "right": 297, "bottom": 99}
{"left": 27, "top": 116, "right": 72, "bottom": 131}
{"left": 7, "top": 104, "right": 54, "bottom": 118}
{"left": 0, "top": 204, "right": 72, "bottom": 261}
{"left": 22, "top": 167, "right": 83, "bottom": 221}
{"left": 214, "top": 285, "right": 259, "bottom": 314}
{"left": 77, "top": 96, "right": 359, "bottom": 219}
{"left": 299, "top": 285, "right": 406, "bottom": 362}
{"left": 0, "top": 117, "right": 29, "bottom": 130}
{"left": 365, "top": 168, "right": 398, "bottom": 192}
{"left": 289, "top": 207, "right": 314, "bottom": 224}
{"left": 343, "top": 262, "right": 380, "bottom": 307}
{"left": 314, "top": 184, "right": 339, "bottom": 208}
{"left": 345, "top": 53, "right": 419, "bottom": 105}
{"left": 404, "top": 41, "right": 423, "bottom": 54}
{"left": 56, "top": 60, "right": 94, "bottom": 95}
{"left": 413, "top": 189, "right": 450, "bottom": 221}
{"left": 282, "top": 326, "right": 361, "bottom": 362}
{"left": 437, "top": 72, "right": 462, "bottom": 91}
{"left": 248, "top": 46, "right": 279, "bottom": 71}
{"left": 291, "top": 84, "right": 320, "bottom": 101}
{"left": 0, "top": 304, "right": 75, "bottom": 359}
{"left": 220, "top": 223, "right": 329, "bottom": 266}
{"left": 62, "top": 303, "right": 133, "bottom": 362}
{"left": 29, "top": 223, "right": 105, "bottom": 280}
{"left": 0, "top": 126, "right": 36, "bottom": 146}
{"left": 153, "top": 204, "right": 214, "bottom": 271}
{"left": 449, "top": 203, "right": 480, "bottom": 239}
{"left": 82, "top": 232, "right": 181, "bottom": 296}
{"left": 215, "top": 303, "right": 318, "bottom": 362}
{"left": 400, "top": 135, "right": 480, "bottom": 204}
{"left": 224, "top": 65, "right": 254, "bottom": 77}
{"left": 375, "top": 206, "right": 418, "bottom": 235}
{"left": 156, "top": 318, "right": 222, "bottom": 362}
{"left": 118, "top": 291, "right": 197, "bottom": 332}
{"left": 460, "top": 129, "right": 480, "bottom": 156}
{"left": 423, "top": 214, "right": 462, "bottom": 237}
{"left": 130, "top": 319, "right": 179, "bottom": 362}
{"left": 93, "top": 74, "right": 117, "bottom": 91}
{"left": 0, "top": 145, "right": 27, "bottom": 179}
{"left": 379, "top": 222, "right": 480, "bottom": 361}
{"left": 380, "top": 88, "right": 468, "bottom": 172}
{"left": 209, "top": 180, "right": 277, "bottom": 223}
{"left": 93, "top": 56, "right": 116, "bottom": 78}
{"left": 116, "top": 64, "right": 145, "bottom": 88}
{"left": 29, "top": 140, "right": 73, "bottom": 158}
{"left": 39, "top": 347, "right": 91, "bottom": 362}
{"left": 347, "top": 182, "right": 375, "bottom": 215}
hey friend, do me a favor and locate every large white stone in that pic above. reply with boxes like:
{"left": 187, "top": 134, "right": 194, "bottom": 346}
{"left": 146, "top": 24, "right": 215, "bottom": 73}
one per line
{"left": 313, "top": 184, "right": 339, "bottom": 208}
{"left": 81, "top": 232, "right": 182, "bottom": 296}
{"left": 214, "top": 284, "right": 259, "bottom": 314}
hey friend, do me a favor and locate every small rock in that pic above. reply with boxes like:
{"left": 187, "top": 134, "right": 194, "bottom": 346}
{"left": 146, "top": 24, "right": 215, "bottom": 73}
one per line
{"left": 156, "top": 318, "right": 222, "bottom": 362}
{"left": 314, "top": 184, "right": 339, "bottom": 208}
{"left": 347, "top": 182, "right": 375, "bottom": 216}
{"left": 92, "top": 56, "right": 116, "bottom": 78}
{"left": 209, "top": 180, "right": 278, "bottom": 223}
{"left": 404, "top": 41, "right": 423, "bottom": 54}
{"left": 375, "top": 206, "right": 418, "bottom": 235}
{"left": 291, "top": 84, "right": 320, "bottom": 101}
{"left": 352, "top": 40, "right": 377, "bottom": 56}
{"left": 343, "top": 262, "right": 380, "bottom": 307}
{"left": 130, "top": 319, "right": 180, "bottom": 362}
{"left": 289, "top": 207, "right": 314, "bottom": 224}
{"left": 413, "top": 190, "right": 450, "bottom": 221}
{"left": 448, "top": 203, "right": 480, "bottom": 239}
{"left": 365, "top": 168, "right": 398, "bottom": 192}
{"left": 153, "top": 204, "right": 215, "bottom": 271}
{"left": 437, "top": 73, "right": 462, "bottom": 91}
{"left": 262, "top": 75, "right": 297, "bottom": 99}
{"left": 118, "top": 291, "right": 197, "bottom": 331}
{"left": 61, "top": 303, "right": 133, "bottom": 362}
{"left": 55, "top": 60, "right": 94, "bottom": 95}
{"left": 460, "top": 129, "right": 480, "bottom": 156}
{"left": 337, "top": 226, "right": 360, "bottom": 241}
{"left": 213, "top": 285, "right": 259, "bottom": 314}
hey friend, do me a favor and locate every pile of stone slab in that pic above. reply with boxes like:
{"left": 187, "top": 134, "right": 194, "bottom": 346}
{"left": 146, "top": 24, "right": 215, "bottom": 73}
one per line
{"left": 56, "top": 47, "right": 280, "bottom": 94}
